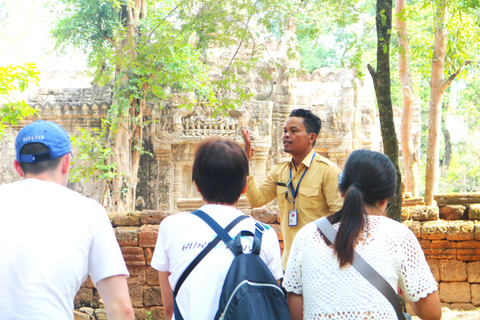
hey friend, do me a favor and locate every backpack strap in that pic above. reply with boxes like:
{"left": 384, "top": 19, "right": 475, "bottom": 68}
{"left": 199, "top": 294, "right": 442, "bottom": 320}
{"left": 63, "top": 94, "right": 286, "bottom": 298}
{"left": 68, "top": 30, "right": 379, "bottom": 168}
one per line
{"left": 172, "top": 213, "right": 248, "bottom": 320}
{"left": 315, "top": 217, "right": 406, "bottom": 320}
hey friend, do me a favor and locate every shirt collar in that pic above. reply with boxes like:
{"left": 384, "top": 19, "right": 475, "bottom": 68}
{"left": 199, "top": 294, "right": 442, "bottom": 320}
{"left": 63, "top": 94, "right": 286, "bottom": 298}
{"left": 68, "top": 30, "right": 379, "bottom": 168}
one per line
{"left": 289, "top": 149, "right": 316, "bottom": 168}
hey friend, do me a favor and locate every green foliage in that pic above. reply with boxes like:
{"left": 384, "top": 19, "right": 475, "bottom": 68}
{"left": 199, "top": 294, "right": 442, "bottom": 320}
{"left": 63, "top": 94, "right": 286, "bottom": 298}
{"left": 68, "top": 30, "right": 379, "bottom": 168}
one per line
{"left": 69, "top": 126, "right": 117, "bottom": 183}
{"left": 0, "top": 63, "right": 39, "bottom": 135}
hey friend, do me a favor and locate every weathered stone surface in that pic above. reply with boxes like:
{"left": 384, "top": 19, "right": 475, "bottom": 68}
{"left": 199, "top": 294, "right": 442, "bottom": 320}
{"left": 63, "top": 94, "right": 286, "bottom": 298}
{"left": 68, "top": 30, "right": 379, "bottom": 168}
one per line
{"left": 439, "top": 205, "right": 466, "bottom": 220}
{"left": 401, "top": 207, "right": 411, "bottom": 220}
{"left": 133, "top": 308, "right": 150, "bottom": 320}
{"left": 409, "top": 206, "right": 439, "bottom": 221}
{"left": 468, "top": 204, "right": 480, "bottom": 220}
{"left": 149, "top": 306, "right": 166, "bottom": 320}
{"left": 472, "top": 284, "right": 480, "bottom": 306}
{"left": 403, "top": 197, "right": 425, "bottom": 207}
{"left": 439, "top": 259, "right": 467, "bottom": 282}
{"left": 82, "top": 276, "right": 95, "bottom": 289}
{"left": 74, "top": 287, "right": 94, "bottom": 309}
{"left": 121, "top": 246, "right": 146, "bottom": 266}
{"left": 449, "top": 303, "right": 477, "bottom": 311}
{"left": 475, "top": 223, "right": 480, "bottom": 240}
{"left": 147, "top": 266, "right": 160, "bottom": 286}
{"left": 439, "top": 282, "right": 471, "bottom": 303}
{"left": 127, "top": 276, "right": 145, "bottom": 308}
{"left": 141, "top": 210, "right": 164, "bottom": 224}
{"left": 95, "top": 309, "right": 107, "bottom": 320}
{"left": 127, "top": 265, "right": 146, "bottom": 278}
{"left": 457, "top": 241, "right": 480, "bottom": 261}
{"left": 467, "top": 262, "right": 480, "bottom": 283}
{"left": 112, "top": 212, "right": 141, "bottom": 226}
{"left": 251, "top": 208, "right": 278, "bottom": 224}
{"left": 402, "top": 220, "right": 422, "bottom": 238}
{"left": 421, "top": 220, "right": 448, "bottom": 240}
{"left": 447, "top": 221, "right": 475, "bottom": 241}
{"left": 144, "top": 286, "right": 162, "bottom": 307}
{"left": 427, "top": 258, "right": 440, "bottom": 282}
{"left": 435, "top": 193, "right": 480, "bottom": 206}
{"left": 139, "top": 225, "right": 159, "bottom": 248}
{"left": 115, "top": 226, "right": 140, "bottom": 246}
{"left": 429, "top": 240, "right": 457, "bottom": 259}
{"left": 144, "top": 247, "right": 154, "bottom": 266}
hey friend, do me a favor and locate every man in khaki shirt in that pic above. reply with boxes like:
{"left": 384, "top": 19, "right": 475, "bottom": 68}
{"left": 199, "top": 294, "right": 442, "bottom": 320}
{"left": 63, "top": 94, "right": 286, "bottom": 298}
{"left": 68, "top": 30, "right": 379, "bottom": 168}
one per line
{"left": 243, "top": 108, "right": 343, "bottom": 269}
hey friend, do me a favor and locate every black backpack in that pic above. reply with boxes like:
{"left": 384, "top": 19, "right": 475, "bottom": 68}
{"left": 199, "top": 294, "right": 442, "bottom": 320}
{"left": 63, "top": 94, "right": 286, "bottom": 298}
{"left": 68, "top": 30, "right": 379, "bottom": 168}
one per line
{"left": 172, "top": 210, "right": 291, "bottom": 320}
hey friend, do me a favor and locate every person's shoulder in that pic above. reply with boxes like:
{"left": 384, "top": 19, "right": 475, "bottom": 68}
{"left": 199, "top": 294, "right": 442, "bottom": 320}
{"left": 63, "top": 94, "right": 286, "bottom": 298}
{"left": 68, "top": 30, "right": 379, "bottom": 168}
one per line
{"left": 377, "top": 216, "right": 414, "bottom": 237}
{"left": 314, "top": 154, "right": 339, "bottom": 168}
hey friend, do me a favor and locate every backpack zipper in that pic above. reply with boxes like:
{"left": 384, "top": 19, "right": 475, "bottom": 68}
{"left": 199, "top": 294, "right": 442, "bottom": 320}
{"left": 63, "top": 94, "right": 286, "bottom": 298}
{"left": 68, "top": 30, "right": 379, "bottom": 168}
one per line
{"left": 219, "top": 280, "right": 284, "bottom": 320}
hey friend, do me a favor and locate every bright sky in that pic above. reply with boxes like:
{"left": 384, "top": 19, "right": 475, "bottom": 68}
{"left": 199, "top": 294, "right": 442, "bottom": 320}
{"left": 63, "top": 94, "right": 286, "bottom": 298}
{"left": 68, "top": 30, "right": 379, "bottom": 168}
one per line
{"left": 0, "top": 0, "right": 91, "bottom": 88}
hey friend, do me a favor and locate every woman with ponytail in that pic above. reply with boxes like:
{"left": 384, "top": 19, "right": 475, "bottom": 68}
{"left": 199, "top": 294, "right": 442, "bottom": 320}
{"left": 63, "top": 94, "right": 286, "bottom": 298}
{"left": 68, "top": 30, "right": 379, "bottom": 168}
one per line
{"left": 283, "top": 150, "right": 441, "bottom": 320}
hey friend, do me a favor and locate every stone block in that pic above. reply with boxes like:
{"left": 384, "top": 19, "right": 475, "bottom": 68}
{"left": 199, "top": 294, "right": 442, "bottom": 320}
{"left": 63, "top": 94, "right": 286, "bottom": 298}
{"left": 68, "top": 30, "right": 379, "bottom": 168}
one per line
{"left": 139, "top": 225, "right": 159, "bottom": 248}
{"left": 115, "top": 227, "right": 139, "bottom": 246}
{"left": 468, "top": 204, "right": 480, "bottom": 220}
{"left": 447, "top": 221, "right": 475, "bottom": 241}
{"left": 133, "top": 308, "right": 149, "bottom": 320}
{"left": 149, "top": 306, "right": 166, "bottom": 320}
{"left": 457, "top": 241, "right": 480, "bottom": 261}
{"left": 439, "top": 282, "right": 471, "bottom": 303}
{"left": 429, "top": 240, "right": 457, "bottom": 259}
{"left": 95, "top": 309, "right": 107, "bottom": 320}
{"left": 127, "top": 276, "right": 144, "bottom": 308}
{"left": 251, "top": 208, "right": 278, "bottom": 224}
{"left": 427, "top": 259, "right": 440, "bottom": 282}
{"left": 439, "top": 259, "right": 467, "bottom": 281}
{"left": 402, "top": 220, "right": 422, "bottom": 238}
{"left": 144, "top": 247, "right": 154, "bottom": 266}
{"left": 467, "top": 262, "right": 480, "bottom": 283}
{"left": 141, "top": 210, "right": 164, "bottom": 224}
{"left": 410, "top": 206, "right": 439, "bottom": 221}
{"left": 401, "top": 207, "right": 411, "bottom": 220}
{"left": 421, "top": 220, "right": 448, "bottom": 240}
{"left": 147, "top": 267, "right": 160, "bottom": 286}
{"left": 127, "top": 265, "right": 146, "bottom": 278}
{"left": 78, "top": 307, "right": 95, "bottom": 319}
{"left": 472, "top": 284, "right": 480, "bottom": 306}
{"left": 475, "top": 223, "right": 480, "bottom": 240}
{"left": 112, "top": 212, "right": 141, "bottom": 226}
{"left": 121, "top": 246, "right": 146, "bottom": 266}
{"left": 439, "top": 205, "right": 466, "bottom": 220}
{"left": 144, "top": 286, "right": 162, "bottom": 307}
{"left": 74, "top": 287, "right": 94, "bottom": 309}
{"left": 449, "top": 303, "right": 477, "bottom": 311}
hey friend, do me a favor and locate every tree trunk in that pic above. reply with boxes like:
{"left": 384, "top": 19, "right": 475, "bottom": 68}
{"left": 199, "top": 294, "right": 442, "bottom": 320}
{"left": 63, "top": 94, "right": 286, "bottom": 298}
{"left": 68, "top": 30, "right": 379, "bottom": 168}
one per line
{"left": 425, "top": 0, "right": 448, "bottom": 206}
{"left": 441, "top": 106, "right": 451, "bottom": 171}
{"left": 368, "top": 0, "right": 402, "bottom": 222}
{"left": 396, "top": 0, "right": 420, "bottom": 196}
{"left": 107, "top": 0, "right": 147, "bottom": 212}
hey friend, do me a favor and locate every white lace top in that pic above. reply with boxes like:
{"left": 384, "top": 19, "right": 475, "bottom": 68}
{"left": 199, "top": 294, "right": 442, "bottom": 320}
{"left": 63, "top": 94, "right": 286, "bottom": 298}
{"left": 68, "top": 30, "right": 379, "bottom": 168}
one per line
{"left": 283, "top": 215, "right": 437, "bottom": 320}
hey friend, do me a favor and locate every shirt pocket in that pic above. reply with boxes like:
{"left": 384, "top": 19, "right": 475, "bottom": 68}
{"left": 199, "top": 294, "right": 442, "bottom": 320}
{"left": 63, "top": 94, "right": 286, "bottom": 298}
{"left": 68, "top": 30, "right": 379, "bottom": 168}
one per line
{"left": 298, "top": 186, "right": 321, "bottom": 209}
{"left": 276, "top": 185, "right": 288, "bottom": 207}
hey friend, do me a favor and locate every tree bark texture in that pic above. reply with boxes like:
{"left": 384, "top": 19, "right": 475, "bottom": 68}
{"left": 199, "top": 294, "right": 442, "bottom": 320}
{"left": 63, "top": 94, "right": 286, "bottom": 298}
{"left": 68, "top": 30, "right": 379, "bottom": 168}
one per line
{"left": 368, "top": 0, "right": 402, "bottom": 222}
{"left": 396, "top": 0, "right": 420, "bottom": 197}
{"left": 107, "top": 0, "right": 147, "bottom": 212}
{"left": 424, "top": 0, "right": 447, "bottom": 206}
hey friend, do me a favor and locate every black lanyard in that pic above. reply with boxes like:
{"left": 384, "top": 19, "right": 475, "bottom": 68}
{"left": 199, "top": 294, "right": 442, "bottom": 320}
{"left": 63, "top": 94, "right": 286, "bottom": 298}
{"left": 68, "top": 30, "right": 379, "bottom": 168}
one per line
{"left": 288, "top": 152, "right": 315, "bottom": 205}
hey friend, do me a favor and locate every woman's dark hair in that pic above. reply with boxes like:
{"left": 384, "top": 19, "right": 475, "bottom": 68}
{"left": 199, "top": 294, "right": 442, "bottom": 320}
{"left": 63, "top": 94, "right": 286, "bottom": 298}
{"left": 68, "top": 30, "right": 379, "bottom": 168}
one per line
{"left": 328, "top": 149, "right": 397, "bottom": 268}
{"left": 192, "top": 137, "right": 249, "bottom": 205}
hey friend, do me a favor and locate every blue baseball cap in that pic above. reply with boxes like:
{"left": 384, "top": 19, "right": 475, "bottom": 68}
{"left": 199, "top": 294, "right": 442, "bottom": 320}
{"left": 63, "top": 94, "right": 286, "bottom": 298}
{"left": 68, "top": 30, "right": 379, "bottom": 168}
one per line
{"left": 15, "top": 120, "right": 72, "bottom": 163}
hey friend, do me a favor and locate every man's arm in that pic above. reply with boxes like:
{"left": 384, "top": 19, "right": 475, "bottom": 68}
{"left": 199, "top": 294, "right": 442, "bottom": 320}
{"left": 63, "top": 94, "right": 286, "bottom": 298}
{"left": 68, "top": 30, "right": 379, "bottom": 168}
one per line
{"left": 322, "top": 165, "right": 343, "bottom": 214}
{"left": 96, "top": 275, "right": 135, "bottom": 320}
{"left": 159, "top": 271, "right": 174, "bottom": 320}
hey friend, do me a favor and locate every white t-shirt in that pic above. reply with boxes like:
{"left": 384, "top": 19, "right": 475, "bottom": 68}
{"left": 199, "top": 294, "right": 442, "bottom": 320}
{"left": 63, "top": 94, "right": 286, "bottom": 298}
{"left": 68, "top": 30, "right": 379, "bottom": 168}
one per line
{"left": 0, "top": 179, "right": 129, "bottom": 320}
{"left": 151, "top": 204, "right": 283, "bottom": 320}
{"left": 283, "top": 215, "right": 438, "bottom": 320}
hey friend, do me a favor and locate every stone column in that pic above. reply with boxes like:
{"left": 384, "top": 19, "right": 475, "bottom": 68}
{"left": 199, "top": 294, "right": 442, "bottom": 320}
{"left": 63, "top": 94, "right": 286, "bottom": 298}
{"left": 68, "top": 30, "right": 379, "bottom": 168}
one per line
{"left": 154, "top": 142, "right": 172, "bottom": 210}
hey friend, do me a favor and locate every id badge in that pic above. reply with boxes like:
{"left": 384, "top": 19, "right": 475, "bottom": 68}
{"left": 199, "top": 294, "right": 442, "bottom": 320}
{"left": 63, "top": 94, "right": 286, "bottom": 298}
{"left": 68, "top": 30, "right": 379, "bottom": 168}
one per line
{"left": 288, "top": 209, "right": 298, "bottom": 227}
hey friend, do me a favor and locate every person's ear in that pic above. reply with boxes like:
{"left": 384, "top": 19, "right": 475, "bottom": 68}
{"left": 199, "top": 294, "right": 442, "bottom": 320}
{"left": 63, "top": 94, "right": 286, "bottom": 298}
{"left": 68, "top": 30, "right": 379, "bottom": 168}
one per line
{"left": 14, "top": 160, "right": 24, "bottom": 178}
{"left": 61, "top": 154, "right": 71, "bottom": 175}
{"left": 308, "top": 132, "right": 317, "bottom": 145}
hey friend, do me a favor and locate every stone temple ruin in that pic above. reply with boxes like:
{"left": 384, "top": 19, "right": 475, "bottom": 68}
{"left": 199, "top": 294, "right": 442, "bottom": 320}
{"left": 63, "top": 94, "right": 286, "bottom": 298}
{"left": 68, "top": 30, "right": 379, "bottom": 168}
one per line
{"left": 0, "top": 33, "right": 399, "bottom": 211}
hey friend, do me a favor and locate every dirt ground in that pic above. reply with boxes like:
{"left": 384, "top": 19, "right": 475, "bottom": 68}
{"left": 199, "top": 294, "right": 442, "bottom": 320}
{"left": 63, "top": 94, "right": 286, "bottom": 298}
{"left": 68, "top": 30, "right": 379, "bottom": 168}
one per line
{"left": 411, "top": 307, "right": 480, "bottom": 319}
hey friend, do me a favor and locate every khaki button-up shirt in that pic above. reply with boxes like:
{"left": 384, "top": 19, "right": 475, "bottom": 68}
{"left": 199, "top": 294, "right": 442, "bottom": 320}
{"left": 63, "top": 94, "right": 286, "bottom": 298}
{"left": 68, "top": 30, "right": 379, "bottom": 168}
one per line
{"left": 246, "top": 149, "right": 343, "bottom": 269}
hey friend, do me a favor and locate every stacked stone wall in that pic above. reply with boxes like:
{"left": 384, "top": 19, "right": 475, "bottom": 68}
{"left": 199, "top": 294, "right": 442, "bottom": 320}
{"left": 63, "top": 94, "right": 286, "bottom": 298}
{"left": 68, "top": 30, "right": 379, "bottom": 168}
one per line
{"left": 74, "top": 206, "right": 480, "bottom": 319}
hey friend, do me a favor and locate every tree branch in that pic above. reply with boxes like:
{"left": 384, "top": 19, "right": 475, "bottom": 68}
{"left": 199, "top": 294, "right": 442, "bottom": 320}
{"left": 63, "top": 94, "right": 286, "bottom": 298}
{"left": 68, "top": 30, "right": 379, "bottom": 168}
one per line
{"left": 443, "top": 60, "right": 472, "bottom": 90}
{"left": 367, "top": 63, "right": 377, "bottom": 83}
